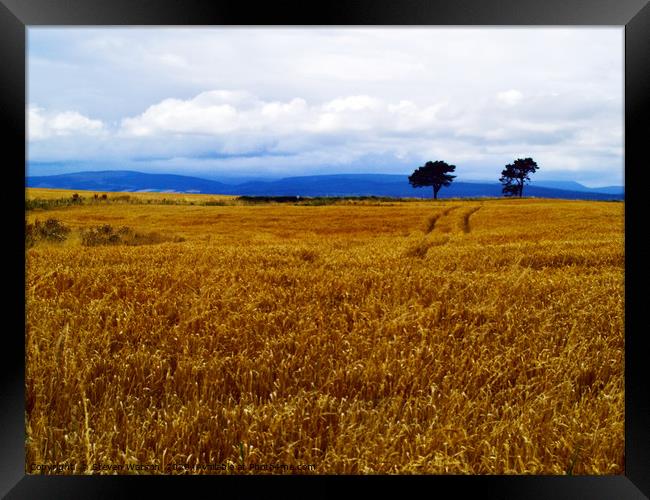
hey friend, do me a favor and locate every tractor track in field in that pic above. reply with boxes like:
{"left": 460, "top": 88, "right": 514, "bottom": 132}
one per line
{"left": 420, "top": 204, "right": 482, "bottom": 236}
{"left": 461, "top": 206, "right": 482, "bottom": 233}
{"left": 425, "top": 206, "right": 459, "bottom": 234}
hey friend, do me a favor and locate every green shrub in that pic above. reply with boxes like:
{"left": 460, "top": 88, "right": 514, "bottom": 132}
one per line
{"left": 80, "top": 224, "right": 184, "bottom": 247}
{"left": 81, "top": 225, "right": 122, "bottom": 246}
{"left": 26, "top": 218, "right": 71, "bottom": 247}
{"left": 26, "top": 198, "right": 77, "bottom": 211}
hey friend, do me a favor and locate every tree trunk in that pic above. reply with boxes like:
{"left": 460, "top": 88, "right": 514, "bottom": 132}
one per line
{"left": 433, "top": 185, "right": 439, "bottom": 200}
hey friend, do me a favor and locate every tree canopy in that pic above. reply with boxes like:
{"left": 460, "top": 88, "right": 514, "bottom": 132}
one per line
{"left": 408, "top": 160, "right": 457, "bottom": 200}
{"left": 499, "top": 158, "right": 539, "bottom": 197}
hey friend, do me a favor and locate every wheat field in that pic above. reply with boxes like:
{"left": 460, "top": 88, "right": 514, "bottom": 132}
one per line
{"left": 25, "top": 189, "right": 624, "bottom": 474}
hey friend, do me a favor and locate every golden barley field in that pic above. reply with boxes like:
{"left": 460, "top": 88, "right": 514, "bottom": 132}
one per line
{"left": 25, "top": 188, "right": 624, "bottom": 475}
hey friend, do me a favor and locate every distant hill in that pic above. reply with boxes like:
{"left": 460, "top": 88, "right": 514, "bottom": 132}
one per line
{"left": 533, "top": 180, "right": 624, "bottom": 195}
{"left": 26, "top": 170, "right": 231, "bottom": 194}
{"left": 26, "top": 170, "right": 625, "bottom": 201}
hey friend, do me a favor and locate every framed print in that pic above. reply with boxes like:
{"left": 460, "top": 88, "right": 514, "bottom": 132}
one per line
{"left": 2, "top": 0, "right": 649, "bottom": 498}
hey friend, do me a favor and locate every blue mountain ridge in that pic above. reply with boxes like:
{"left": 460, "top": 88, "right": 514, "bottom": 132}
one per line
{"left": 25, "top": 171, "right": 624, "bottom": 201}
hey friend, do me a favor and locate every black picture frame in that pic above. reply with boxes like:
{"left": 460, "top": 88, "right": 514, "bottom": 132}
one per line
{"left": 3, "top": 0, "right": 649, "bottom": 498}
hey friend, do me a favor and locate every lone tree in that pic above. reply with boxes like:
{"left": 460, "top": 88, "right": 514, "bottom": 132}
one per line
{"left": 409, "top": 160, "right": 456, "bottom": 200}
{"left": 499, "top": 157, "right": 539, "bottom": 197}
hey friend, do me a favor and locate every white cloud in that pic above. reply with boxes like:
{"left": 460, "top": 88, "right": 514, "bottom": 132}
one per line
{"left": 28, "top": 83, "right": 622, "bottom": 185}
{"left": 323, "top": 96, "right": 382, "bottom": 113}
{"left": 27, "top": 27, "right": 624, "bottom": 185}
{"left": 497, "top": 89, "right": 523, "bottom": 106}
{"left": 28, "top": 106, "right": 105, "bottom": 140}
{"left": 121, "top": 98, "right": 239, "bottom": 137}
{"left": 118, "top": 91, "right": 448, "bottom": 140}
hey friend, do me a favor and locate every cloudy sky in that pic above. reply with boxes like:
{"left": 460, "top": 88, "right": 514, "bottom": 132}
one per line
{"left": 27, "top": 27, "right": 623, "bottom": 186}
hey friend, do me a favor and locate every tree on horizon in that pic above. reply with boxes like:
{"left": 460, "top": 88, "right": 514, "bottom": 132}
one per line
{"left": 408, "top": 160, "right": 457, "bottom": 200}
{"left": 499, "top": 157, "right": 539, "bottom": 197}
